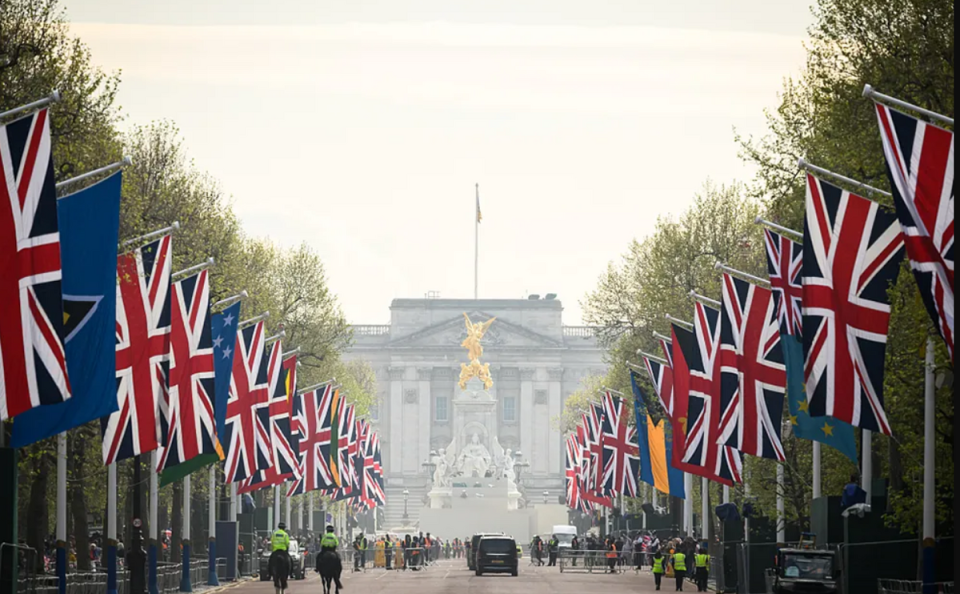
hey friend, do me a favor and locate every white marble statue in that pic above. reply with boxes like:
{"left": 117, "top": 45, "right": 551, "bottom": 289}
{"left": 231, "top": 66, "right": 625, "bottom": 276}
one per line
{"left": 456, "top": 432, "right": 493, "bottom": 478}
{"left": 432, "top": 448, "right": 452, "bottom": 488}
{"left": 503, "top": 448, "right": 517, "bottom": 487}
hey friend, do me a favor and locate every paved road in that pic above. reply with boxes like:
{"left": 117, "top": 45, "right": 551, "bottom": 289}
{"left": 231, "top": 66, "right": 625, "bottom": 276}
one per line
{"left": 230, "top": 559, "right": 674, "bottom": 594}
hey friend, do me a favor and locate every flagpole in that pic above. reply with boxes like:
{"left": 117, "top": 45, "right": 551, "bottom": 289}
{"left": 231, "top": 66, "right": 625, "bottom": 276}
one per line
{"left": 149, "top": 451, "right": 159, "bottom": 594}
{"left": 207, "top": 465, "right": 220, "bottom": 586}
{"left": 702, "top": 477, "right": 709, "bottom": 541}
{"left": 862, "top": 430, "right": 872, "bottom": 500}
{"left": 181, "top": 473, "right": 193, "bottom": 593}
{"left": 56, "top": 433, "right": 66, "bottom": 594}
{"left": 922, "top": 337, "right": 936, "bottom": 593}
{"left": 864, "top": 84, "right": 955, "bottom": 127}
{"left": 107, "top": 463, "right": 118, "bottom": 594}
{"left": 812, "top": 442, "right": 822, "bottom": 500}
{"left": 683, "top": 474, "right": 693, "bottom": 536}
{"left": 55, "top": 156, "right": 132, "bottom": 192}
{"left": 474, "top": 183, "right": 479, "bottom": 300}
{"left": 776, "top": 463, "right": 785, "bottom": 543}
{"left": 0, "top": 89, "right": 60, "bottom": 121}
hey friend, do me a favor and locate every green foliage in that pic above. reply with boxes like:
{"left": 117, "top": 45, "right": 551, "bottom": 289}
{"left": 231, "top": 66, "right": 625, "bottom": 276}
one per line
{"left": 3, "top": 0, "right": 371, "bottom": 547}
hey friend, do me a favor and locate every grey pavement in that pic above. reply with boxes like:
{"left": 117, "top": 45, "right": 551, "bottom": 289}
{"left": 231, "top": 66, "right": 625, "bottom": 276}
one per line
{"left": 229, "top": 559, "right": 673, "bottom": 593}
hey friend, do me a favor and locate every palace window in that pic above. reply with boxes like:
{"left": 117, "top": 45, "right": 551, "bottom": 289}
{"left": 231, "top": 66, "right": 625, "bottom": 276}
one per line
{"left": 435, "top": 396, "right": 449, "bottom": 422}
{"left": 503, "top": 396, "right": 517, "bottom": 422}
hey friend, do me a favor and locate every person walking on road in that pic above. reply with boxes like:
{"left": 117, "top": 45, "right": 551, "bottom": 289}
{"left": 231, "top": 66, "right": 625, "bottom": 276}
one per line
{"left": 694, "top": 547, "right": 710, "bottom": 592}
{"left": 547, "top": 535, "right": 559, "bottom": 567}
{"left": 652, "top": 549, "right": 665, "bottom": 590}
{"left": 671, "top": 547, "right": 687, "bottom": 591}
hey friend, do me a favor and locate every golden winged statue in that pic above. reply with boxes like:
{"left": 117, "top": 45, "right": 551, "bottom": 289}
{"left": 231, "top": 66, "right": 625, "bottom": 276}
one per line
{"left": 458, "top": 313, "right": 496, "bottom": 390}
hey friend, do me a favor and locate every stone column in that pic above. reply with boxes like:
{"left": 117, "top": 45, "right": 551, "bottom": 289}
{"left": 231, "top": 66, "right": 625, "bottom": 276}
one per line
{"left": 547, "top": 368, "right": 563, "bottom": 481}
{"left": 519, "top": 368, "right": 535, "bottom": 466}
{"left": 417, "top": 367, "right": 432, "bottom": 474}
{"left": 388, "top": 366, "right": 404, "bottom": 475}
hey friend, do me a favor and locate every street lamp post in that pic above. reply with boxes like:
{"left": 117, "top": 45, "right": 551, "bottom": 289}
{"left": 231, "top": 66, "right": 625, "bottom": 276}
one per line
{"left": 402, "top": 490, "right": 409, "bottom": 521}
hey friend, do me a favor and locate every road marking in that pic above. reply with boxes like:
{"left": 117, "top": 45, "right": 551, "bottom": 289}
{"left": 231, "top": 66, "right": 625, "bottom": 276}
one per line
{"left": 375, "top": 571, "right": 389, "bottom": 580}
{"left": 443, "top": 571, "right": 450, "bottom": 579}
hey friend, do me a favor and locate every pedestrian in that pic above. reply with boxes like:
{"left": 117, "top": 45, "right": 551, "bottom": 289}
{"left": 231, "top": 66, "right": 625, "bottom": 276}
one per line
{"left": 652, "top": 549, "right": 665, "bottom": 590}
{"left": 605, "top": 539, "right": 618, "bottom": 574}
{"left": 694, "top": 546, "right": 710, "bottom": 592}
{"left": 384, "top": 535, "right": 393, "bottom": 570}
{"left": 672, "top": 547, "right": 687, "bottom": 591}
{"left": 547, "top": 534, "right": 559, "bottom": 566}
{"left": 570, "top": 535, "right": 580, "bottom": 567}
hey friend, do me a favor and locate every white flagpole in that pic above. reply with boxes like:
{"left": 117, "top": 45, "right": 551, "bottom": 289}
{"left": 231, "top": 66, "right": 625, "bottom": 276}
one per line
{"left": 776, "top": 464, "right": 785, "bottom": 543}
{"left": 0, "top": 89, "right": 61, "bottom": 120}
{"left": 57, "top": 433, "right": 67, "bottom": 543}
{"left": 683, "top": 474, "right": 693, "bottom": 536}
{"left": 862, "top": 430, "right": 873, "bottom": 500}
{"left": 474, "top": 183, "right": 479, "bottom": 300}
{"left": 812, "top": 442, "right": 822, "bottom": 499}
{"left": 308, "top": 494, "right": 314, "bottom": 533}
{"left": 701, "top": 477, "right": 709, "bottom": 540}
{"left": 228, "top": 482, "right": 237, "bottom": 522}
{"left": 923, "top": 337, "right": 935, "bottom": 540}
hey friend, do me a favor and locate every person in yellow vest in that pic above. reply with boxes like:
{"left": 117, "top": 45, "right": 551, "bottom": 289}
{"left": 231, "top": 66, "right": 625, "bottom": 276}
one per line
{"left": 671, "top": 547, "right": 687, "bottom": 591}
{"left": 694, "top": 546, "right": 710, "bottom": 592}
{"left": 652, "top": 549, "right": 665, "bottom": 591}
{"left": 270, "top": 522, "right": 291, "bottom": 581}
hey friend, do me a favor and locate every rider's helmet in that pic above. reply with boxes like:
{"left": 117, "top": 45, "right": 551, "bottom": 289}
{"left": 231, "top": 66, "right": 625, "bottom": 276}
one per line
{"left": 278, "top": 522, "right": 286, "bottom": 530}
{"left": 326, "top": 525, "right": 335, "bottom": 533}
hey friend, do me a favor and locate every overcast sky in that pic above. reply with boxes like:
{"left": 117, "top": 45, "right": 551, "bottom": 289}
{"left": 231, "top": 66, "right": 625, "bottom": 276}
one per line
{"left": 68, "top": 0, "right": 812, "bottom": 325}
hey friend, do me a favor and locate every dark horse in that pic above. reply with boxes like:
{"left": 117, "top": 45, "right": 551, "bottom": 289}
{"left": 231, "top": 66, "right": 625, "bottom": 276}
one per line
{"left": 315, "top": 550, "right": 343, "bottom": 594}
{"left": 268, "top": 550, "right": 290, "bottom": 594}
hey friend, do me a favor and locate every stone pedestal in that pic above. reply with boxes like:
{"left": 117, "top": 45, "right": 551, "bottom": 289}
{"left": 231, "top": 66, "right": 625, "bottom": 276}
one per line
{"left": 452, "top": 378, "right": 498, "bottom": 456}
{"left": 507, "top": 490, "right": 522, "bottom": 511}
{"left": 428, "top": 487, "right": 452, "bottom": 509}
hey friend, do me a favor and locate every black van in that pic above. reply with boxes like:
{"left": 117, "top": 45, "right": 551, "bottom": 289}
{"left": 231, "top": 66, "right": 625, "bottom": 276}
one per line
{"left": 468, "top": 532, "right": 503, "bottom": 570}
{"left": 475, "top": 535, "right": 518, "bottom": 577}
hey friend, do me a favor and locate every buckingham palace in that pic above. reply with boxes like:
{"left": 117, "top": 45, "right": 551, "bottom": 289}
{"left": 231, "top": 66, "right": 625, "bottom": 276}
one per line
{"left": 342, "top": 296, "right": 607, "bottom": 528}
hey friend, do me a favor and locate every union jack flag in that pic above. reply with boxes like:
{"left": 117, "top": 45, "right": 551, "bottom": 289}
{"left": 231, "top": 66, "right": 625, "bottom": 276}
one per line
{"left": 643, "top": 339, "right": 675, "bottom": 417}
{"left": 680, "top": 302, "right": 742, "bottom": 484}
{"left": 102, "top": 235, "right": 172, "bottom": 464}
{"left": 803, "top": 173, "right": 904, "bottom": 435}
{"left": 0, "top": 108, "right": 71, "bottom": 420}
{"left": 365, "top": 430, "right": 386, "bottom": 506}
{"left": 371, "top": 432, "right": 386, "bottom": 503}
{"left": 156, "top": 270, "right": 216, "bottom": 471}
{"left": 565, "top": 434, "right": 592, "bottom": 513}
{"left": 716, "top": 273, "right": 787, "bottom": 461}
{"left": 223, "top": 321, "right": 272, "bottom": 483}
{"left": 764, "top": 229, "right": 804, "bottom": 338}
{"left": 874, "top": 103, "right": 954, "bottom": 361}
{"left": 287, "top": 384, "right": 338, "bottom": 496}
{"left": 258, "top": 342, "right": 300, "bottom": 478}
{"left": 600, "top": 392, "right": 640, "bottom": 497}
{"left": 577, "top": 412, "right": 612, "bottom": 508}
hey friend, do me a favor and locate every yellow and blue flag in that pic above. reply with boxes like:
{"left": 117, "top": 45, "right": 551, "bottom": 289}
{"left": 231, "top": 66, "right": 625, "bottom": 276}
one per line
{"left": 631, "top": 370, "right": 685, "bottom": 499}
{"left": 12, "top": 173, "right": 122, "bottom": 447}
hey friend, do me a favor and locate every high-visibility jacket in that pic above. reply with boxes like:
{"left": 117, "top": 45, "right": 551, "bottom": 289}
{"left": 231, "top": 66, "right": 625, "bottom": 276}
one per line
{"left": 652, "top": 557, "right": 665, "bottom": 574}
{"left": 271, "top": 529, "right": 290, "bottom": 551}
{"left": 695, "top": 553, "right": 710, "bottom": 568}
{"left": 605, "top": 544, "right": 618, "bottom": 559}
{"left": 320, "top": 533, "right": 339, "bottom": 550}
{"left": 672, "top": 552, "right": 686, "bottom": 572}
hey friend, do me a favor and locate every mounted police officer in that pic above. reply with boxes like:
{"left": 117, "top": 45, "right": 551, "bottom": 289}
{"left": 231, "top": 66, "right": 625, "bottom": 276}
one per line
{"left": 316, "top": 525, "right": 344, "bottom": 591}
{"left": 270, "top": 522, "right": 291, "bottom": 580}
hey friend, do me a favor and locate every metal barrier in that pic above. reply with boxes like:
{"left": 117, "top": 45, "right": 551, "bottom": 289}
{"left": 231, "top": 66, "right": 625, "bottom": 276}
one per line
{"left": 558, "top": 549, "right": 632, "bottom": 574}
{"left": 878, "top": 580, "right": 954, "bottom": 594}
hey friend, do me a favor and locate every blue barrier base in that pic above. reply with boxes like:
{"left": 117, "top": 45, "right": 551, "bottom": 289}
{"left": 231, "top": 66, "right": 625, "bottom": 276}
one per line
{"left": 56, "top": 544, "right": 66, "bottom": 594}
{"left": 148, "top": 542, "right": 159, "bottom": 594}
{"left": 179, "top": 543, "right": 192, "bottom": 592}
{"left": 106, "top": 544, "right": 118, "bottom": 594}
{"left": 922, "top": 540, "right": 935, "bottom": 594}
{"left": 207, "top": 539, "right": 220, "bottom": 586}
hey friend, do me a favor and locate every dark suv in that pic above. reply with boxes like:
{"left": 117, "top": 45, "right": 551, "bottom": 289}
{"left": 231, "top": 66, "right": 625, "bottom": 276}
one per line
{"left": 475, "top": 536, "right": 518, "bottom": 577}
{"left": 468, "top": 532, "right": 504, "bottom": 571}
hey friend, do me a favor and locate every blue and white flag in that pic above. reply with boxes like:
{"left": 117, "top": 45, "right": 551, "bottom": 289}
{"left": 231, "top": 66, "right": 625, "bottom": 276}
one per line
{"left": 12, "top": 172, "right": 122, "bottom": 447}
{"left": 212, "top": 302, "right": 241, "bottom": 439}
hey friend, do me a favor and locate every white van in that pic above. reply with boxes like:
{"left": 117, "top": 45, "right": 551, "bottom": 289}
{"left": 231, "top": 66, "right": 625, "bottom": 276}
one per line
{"left": 551, "top": 525, "right": 578, "bottom": 549}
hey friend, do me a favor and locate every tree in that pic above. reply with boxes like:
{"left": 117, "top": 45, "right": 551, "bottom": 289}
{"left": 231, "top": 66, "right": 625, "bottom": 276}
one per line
{"left": 737, "top": 0, "right": 954, "bottom": 531}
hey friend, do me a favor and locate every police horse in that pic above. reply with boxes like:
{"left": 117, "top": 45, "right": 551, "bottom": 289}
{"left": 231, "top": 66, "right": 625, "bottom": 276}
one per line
{"left": 268, "top": 550, "right": 290, "bottom": 594}
{"left": 316, "top": 550, "right": 344, "bottom": 594}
